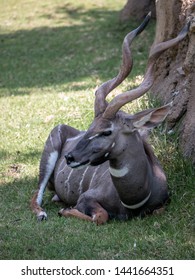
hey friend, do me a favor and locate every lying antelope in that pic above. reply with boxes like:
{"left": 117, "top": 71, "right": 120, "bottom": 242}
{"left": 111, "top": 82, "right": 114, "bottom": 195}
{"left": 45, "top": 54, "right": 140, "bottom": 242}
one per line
{"left": 31, "top": 13, "right": 190, "bottom": 224}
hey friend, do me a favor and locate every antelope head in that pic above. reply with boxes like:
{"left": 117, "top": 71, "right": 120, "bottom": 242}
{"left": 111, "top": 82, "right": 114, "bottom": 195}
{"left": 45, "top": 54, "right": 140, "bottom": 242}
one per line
{"left": 65, "top": 14, "right": 190, "bottom": 169}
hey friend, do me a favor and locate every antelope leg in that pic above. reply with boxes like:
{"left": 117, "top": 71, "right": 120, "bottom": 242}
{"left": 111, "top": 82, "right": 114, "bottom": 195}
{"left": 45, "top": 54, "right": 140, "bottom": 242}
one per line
{"left": 31, "top": 125, "right": 63, "bottom": 220}
{"left": 58, "top": 208, "right": 93, "bottom": 222}
{"left": 59, "top": 201, "right": 109, "bottom": 225}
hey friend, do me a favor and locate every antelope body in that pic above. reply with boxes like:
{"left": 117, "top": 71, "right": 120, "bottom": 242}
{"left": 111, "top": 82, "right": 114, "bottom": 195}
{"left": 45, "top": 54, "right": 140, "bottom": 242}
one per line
{"left": 31, "top": 14, "right": 190, "bottom": 224}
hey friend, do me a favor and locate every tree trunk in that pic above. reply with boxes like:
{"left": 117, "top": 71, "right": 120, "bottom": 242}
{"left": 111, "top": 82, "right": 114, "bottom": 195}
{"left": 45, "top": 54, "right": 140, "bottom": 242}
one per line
{"left": 119, "top": 0, "right": 156, "bottom": 22}
{"left": 151, "top": 0, "right": 195, "bottom": 163}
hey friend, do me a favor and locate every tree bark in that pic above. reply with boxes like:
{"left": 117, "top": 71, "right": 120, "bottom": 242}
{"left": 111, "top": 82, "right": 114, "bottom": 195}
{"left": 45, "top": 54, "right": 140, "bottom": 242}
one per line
{"left": 119, "top": 0, "right": 156, "bottom": 22}
{"left": 151, "top": 0, "right": 195, "bottom": 163}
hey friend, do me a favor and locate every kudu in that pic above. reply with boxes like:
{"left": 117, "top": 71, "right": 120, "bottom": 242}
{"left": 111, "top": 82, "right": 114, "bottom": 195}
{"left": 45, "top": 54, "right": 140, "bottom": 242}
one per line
{"left": 31, "top": 14, "right": 190, "bottom": 224}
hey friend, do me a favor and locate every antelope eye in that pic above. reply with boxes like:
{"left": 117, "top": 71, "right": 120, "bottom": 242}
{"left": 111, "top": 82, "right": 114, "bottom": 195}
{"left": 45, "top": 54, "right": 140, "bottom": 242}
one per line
{"left": 102, "top": 130, "right": 112, "bottom": 136}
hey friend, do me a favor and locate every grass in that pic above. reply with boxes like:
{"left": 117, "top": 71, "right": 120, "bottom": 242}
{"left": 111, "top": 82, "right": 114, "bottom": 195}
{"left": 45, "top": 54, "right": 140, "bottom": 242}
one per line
{"left": 0, "top": 0, "right": 194, "bottom": 260}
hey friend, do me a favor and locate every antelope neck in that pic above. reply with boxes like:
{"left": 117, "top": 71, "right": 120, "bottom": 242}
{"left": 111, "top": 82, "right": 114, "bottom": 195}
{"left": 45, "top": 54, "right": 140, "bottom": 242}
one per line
{"left": 109, "top": 137, "right": 152, "bottom": 209}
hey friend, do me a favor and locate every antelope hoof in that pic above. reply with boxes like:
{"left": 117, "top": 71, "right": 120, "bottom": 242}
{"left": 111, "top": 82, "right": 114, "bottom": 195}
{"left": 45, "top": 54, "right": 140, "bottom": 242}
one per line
{"left": 37, "top": 211, "right": 47, "bottom": 221}
{"left": 153, "top": 207, "right": 165, "bottom": 215}
{"left": 58, "top": 208, "right": 73, "bottom": 217}
{"left": 92, "top": 211, "right": 109, "bottom": 225}
{"left": 58, "top": 208, "right": 67, "bottom": 217}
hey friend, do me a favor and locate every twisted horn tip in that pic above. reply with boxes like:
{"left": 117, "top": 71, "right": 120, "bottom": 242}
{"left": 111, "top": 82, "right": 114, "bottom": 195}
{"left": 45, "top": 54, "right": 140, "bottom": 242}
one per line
{"left": 179, "top": 20, "right": 191, "bottom": 37}
{"left": 135, "top": 11, "right": 152, "bottom": 36}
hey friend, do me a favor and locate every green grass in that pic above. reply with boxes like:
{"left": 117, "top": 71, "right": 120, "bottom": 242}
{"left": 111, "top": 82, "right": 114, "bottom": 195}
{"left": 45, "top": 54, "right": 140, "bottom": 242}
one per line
{"left": 0, "top": 0, "right": 194, "bottom": 260}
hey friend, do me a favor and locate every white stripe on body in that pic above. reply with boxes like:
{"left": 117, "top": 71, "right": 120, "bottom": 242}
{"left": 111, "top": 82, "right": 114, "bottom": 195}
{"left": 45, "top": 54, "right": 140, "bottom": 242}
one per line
{"left": 89, "top": 166, "right": 100, "bottom": 188}
{"left": 65, "top": 169, "right": 73, "bottom": 187}
{"left": 79, "top": 167, "right": 109, "bottom": 194}
{"left": 79, "top": 166, "right": 90, "bottom": 194}
{"left": 99, "top": 168, "right": 109, "bottom": 180}
{"left": 55, "top": 157, "right": 67, "bottom": 181}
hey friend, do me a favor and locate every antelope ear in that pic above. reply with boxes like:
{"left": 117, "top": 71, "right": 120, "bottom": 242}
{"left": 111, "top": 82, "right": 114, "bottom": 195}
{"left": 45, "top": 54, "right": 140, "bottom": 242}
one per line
{"left": 133, "top": 103, "right": 172, "bottom": 129}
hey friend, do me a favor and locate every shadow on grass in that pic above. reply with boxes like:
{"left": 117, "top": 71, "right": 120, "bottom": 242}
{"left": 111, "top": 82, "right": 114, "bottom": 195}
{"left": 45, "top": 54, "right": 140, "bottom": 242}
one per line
{"left": 0, "top": 5, "right": 155, "bottom": 96}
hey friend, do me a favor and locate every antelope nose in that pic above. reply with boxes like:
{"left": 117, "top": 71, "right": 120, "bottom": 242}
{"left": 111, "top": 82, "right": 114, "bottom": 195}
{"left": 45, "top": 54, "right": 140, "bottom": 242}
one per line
{"left": 65, "top": 153, "right": 75, "bottom": 165}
